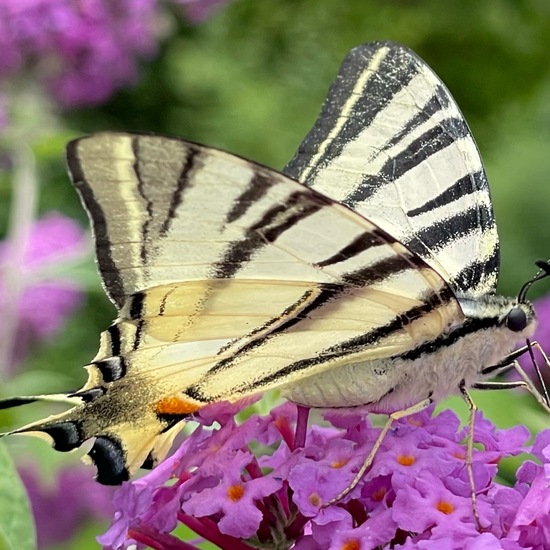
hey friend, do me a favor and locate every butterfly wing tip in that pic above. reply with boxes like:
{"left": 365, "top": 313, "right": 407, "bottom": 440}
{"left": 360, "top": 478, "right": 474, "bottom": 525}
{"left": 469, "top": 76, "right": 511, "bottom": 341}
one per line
{"left": 0, "top": 396, "right": 41, "bottom": 410}
{"left": 87, "top": 435, "right": 130, "bottom": 485}
{"left": 0, "top": 393, "right": 82, "bottom": 410}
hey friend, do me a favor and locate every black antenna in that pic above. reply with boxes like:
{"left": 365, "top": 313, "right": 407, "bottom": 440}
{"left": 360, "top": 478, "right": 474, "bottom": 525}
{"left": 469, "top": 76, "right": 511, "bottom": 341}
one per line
{"left": 518, "top": 259, "right": 550, "bottom": 303}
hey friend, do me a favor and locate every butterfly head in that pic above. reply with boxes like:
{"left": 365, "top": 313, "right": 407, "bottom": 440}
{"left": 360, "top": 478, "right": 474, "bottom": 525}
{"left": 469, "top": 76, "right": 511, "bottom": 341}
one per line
{"left": 466, "top": 260, "right": 550, "bottom": 338}
{"left": 457, "top": 294, "right": 534, "bottom": 338}
{"left": 503, "top": 304, "right": 531, "bottom": 333}
{"left": 497, "top": 262, "right": 549, "bottom": 336}
{"left": 499, "top": 259, "right": 550, "bottom": 336}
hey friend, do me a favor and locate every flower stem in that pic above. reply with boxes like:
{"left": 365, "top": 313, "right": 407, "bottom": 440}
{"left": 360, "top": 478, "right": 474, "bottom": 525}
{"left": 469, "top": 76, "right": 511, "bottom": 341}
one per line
{"left": 176, "top": 512, "right": 255, "bottom": 550}
{"left": 128, "top": 526, "right": 197, "bottom": 550}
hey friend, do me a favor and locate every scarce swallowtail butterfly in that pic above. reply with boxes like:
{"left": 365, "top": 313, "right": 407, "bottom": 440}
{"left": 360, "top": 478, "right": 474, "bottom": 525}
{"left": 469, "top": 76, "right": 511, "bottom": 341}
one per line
{"left": 1, "top": 41, "right": 549, "bottom": 491}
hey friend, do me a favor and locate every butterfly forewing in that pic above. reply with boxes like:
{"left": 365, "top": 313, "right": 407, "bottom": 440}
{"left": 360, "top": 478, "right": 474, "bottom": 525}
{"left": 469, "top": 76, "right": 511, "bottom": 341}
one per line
{"left": 285, "top": 41, "right": 499, "bottom": 297}
{"left": 2, "top": 132, "right": 463, "bottom": 482}
{"left": 69, "top": 133, "right": 462, "bottom": 390}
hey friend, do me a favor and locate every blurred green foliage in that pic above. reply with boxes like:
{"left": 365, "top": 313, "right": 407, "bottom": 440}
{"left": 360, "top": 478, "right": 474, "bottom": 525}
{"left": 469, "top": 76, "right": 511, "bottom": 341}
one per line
{"left": 2, "top": 1, "right": 550, "bottom": 547}
{"left": 0, "top": 445, "right": 35, "bottom": 550}
{"left": 69, "top": 0, "right": 550, "bottom": 296}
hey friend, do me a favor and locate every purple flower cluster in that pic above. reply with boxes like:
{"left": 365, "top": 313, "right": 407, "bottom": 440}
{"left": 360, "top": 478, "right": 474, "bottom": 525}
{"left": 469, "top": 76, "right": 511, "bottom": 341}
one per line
{"left": 0, "top": 212, "right": 86, "bottom": 370}
{"left": 0, "top": 0, "right": 229, "bottom": 112}
{"left": 99, "top": 401, "right": 550, "bottom": 549}
{"left": 0, "top": 0, "right": 159, "bottom": 108}
{"left": 20, "top": 464, "right": 115, "bottom": 549}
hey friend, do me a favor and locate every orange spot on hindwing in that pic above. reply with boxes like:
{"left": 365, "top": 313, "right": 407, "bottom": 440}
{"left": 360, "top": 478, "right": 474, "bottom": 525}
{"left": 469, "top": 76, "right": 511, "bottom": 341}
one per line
{"left": 154, "top": 396, "right": 200, "bottom": 416}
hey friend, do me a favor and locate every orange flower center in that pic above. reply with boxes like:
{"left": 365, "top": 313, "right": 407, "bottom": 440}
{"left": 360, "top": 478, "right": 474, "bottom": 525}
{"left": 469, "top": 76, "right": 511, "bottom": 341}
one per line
{"left": 436, "top": 500, "right": 455, "bottom": 515}
{"left": 408, "top": 418, "right": 423, "bottom": 427}
{"left": 309, "top": 493, "right": 322, "bottom": 507}
{"left": 342, "top": 539, "right": 361, "bottom": 550}
{"left": 396, "top": 454, "right": 415, "bottom": 466}
{"left": 331, "top": 458, "right": 350, "bottom": 469}
{"left": 227, "top": 484, "right": 245, "bottom": 501}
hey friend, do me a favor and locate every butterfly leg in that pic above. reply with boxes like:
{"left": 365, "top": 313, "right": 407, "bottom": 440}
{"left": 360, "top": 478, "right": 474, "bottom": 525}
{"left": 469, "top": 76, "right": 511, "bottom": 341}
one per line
{"left": 476, "top": 366, "right": 550, "bottom": 414}
{"left": 459, "top": 382, "right": 485, "bottom": 529}
{"left": 468, "top": 358, "right": 550, "bottom": 528}
{"left": 479, "top": 341, "right": 550, "bottom": 413}
{"left": 480, "top": 344, "right": 534, "bottom": 376}
{"left": 324, "top": 395, "right": 433, "bottom": 506}
{"left": 523, "top": 341, "right": 550, "bottom": 406}
{"left": 472, "top": 380, "right": 530, "bottom": 390}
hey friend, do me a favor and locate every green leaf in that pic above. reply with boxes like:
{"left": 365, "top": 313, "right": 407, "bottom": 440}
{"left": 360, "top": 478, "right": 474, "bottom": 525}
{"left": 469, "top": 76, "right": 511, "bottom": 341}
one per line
{"left": 0, "top": 442, "right": 36, "bottom": 550}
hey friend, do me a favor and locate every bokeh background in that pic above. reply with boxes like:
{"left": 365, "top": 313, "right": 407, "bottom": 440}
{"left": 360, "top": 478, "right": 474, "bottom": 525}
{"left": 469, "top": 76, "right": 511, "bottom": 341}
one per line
{"left": 1, "top": 1, "right": 550, "bottom": 548}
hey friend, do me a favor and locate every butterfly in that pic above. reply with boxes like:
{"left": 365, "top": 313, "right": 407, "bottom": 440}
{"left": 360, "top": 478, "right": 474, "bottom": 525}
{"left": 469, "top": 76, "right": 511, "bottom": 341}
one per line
{"left": 1, "top": 41, "right": 548, "bottom": 490}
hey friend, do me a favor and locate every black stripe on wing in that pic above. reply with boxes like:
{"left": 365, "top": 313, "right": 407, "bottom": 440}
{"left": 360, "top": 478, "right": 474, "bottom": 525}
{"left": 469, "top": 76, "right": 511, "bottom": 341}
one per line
{"left": 67, "top": 142, "right": 125, "bottom": 308}
{"left": 452, "top": 251, "right": 499, "bottom": 295}
{"left": 285, "top": 42, "right": 420, "bottom": 183}
{"left": 376, "top": 85, "right": 450, "bottom": 156}
{"left": 284, "top": 41, "right": 500, "bottom": 297}
{"left": 345, "top": 117, "right": 470, "bottom": 206}
{"left": 314, "top": 228, "right": 395, "bottom": 267}
{"left": 187, "top": 284, "right": 455, "bottom": 403}
{"left": 400, "top": 314, "right": 502, "bottom": 362}
{"left": 131, "top": 137, "right": 200, "bottom": 262}
{"left": 259, "top": 288, "right": 455, "bottom": 385}
{"left": 406, "top": 171, "right": 486, "bottom": 218}
{"left": 160, "top": 146, "right": 200, "bottom": 236}
{"left": 67, "top": 136, "right": 202, "bottom": 309}
{"left": 197, "top": 250, "right": 431, "bottom": 382}
{"left": 130, "top": 137, "right": 154, "bottom": 264}
{"left": 216, "top": 286, "right": 321, "bottom": 357}
{"left": 404, "top": 204, "right": 495, "bottom": 257}
{"left": 211, "top": 189, "right": 328, "bottom": 279}
{"left": 226, "top": 170, "right": 275, "bottom": 224}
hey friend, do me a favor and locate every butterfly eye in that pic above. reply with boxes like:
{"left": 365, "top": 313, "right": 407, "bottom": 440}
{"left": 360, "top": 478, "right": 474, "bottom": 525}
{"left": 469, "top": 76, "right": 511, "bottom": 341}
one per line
{"left": 506, "top": 307, "right": 528, "bottom": 332}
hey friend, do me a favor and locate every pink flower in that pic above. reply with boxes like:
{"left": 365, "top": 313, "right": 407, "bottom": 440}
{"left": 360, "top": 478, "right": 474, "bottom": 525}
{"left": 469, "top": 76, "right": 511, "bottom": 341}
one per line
{"left": 0, "top": 212, "right": 87, "bottom": 370}
{"left": 20, "top": 464, "right": 115, "bottom": 549}
{"left": 0, "top": 0, "right": 229, "bottom": 109}
{"left": 99, "top": 405, "right": 550, "bottom": 549}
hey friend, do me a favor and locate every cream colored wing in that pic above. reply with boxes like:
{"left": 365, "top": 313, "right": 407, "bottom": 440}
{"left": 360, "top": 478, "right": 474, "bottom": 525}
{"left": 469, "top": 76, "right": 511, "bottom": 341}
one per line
{"left": 285, "top": 41, "right": 499, "bottom": 297}
{"left": 0, "top": 132, "right": 463, "bottom": 484}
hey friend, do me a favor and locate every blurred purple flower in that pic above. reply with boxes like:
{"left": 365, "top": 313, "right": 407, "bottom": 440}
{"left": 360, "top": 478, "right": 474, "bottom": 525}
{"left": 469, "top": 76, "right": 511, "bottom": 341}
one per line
{"left": 0, "top": 0, "right": 160, "bottom": 107}
{"left": 0, "top": 0, "right": 230, "bottom": 110}
{"left": 20, "top": 464, "right": 115, "bottom": 549}
{"left": 530, "top": 294, "right": 550, "bottom": 352}
{"left": 98, "top": 402, "right": 550, "bottom": 550}
{"left": 0, "top": 212, "right": 87, "bottom": 370}
{"left": 516, "top": 293, "right": 550, "bottom": 391}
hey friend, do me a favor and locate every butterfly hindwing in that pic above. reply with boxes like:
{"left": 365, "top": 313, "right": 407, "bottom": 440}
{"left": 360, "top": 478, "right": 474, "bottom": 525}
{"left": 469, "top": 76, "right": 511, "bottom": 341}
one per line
{"left": 285, "top": 41, "right": 499, "bottom": 297}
